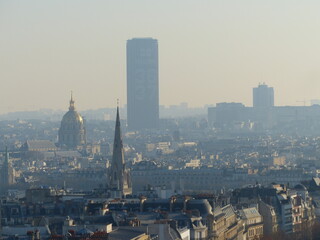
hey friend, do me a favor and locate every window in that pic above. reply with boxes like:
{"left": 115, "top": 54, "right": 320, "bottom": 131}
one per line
{"left": 11, "top": 208, "right": 19, "bottom": 215}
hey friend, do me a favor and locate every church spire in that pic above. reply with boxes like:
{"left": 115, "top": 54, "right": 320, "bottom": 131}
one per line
{"left": 115, "top": 99, "right": 120, "bottom": 129}
{"left": 109, "top": 103, "right": 128, "bottom": 193}
{"left": 69, "top": 91, "right": 75, "bottom": 111}
{"left": 114, "top": 99, "right": 122, "bottom": 153}
{"left": 113, "top": 105, "right": 124, "bottom": 163}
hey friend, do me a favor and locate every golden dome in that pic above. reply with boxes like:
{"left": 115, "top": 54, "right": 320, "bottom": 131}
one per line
{"left": 58, "top": 93, "right": 86, "bottom": 149}
{"left": 61, "top": 92, "right": 83, "bottom": 125}
{"left": 61, "top": 110, "right": 83, "bottom": 125}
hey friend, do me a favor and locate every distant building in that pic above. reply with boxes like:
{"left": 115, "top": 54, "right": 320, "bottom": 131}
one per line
{"left": 20, "top": 140, "right": 57, "bottom": 152}
{"left": 214, "top": 102, "right": 248, "bottom": 128}
{"left": 26, "top": 187, "right": 55, "bottom": 204}
{"left": 131, "top": 165, "right": 309, "bottom": 193}
{"left": 109, "top": 107, "right": 132, "bottom": 197}
{"left": 253, "top": 83, "right": 274, "bottom": 108}
{"left": 127, "top": 38, "right": 159, "bottom": 130}
{"left": 208, "top": 102, "right": 320, "bottom": 133}
{"left": 0, "top": 148, "right": 15, "bottom": 193}
{"left": 58, "top": 94, "right": 86, "bottom": 149}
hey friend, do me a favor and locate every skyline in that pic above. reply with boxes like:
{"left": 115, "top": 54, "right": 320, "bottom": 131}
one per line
{"left": 1, "top": 1, "right": 320, "bottom": 114}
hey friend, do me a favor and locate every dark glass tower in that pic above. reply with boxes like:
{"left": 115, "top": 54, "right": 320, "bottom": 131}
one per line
{"left": 127, "top": 38, "right": 159, "bottom": 130}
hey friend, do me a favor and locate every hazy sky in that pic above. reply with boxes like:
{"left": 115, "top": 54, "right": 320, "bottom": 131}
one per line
{"left": 1, "top": 0, "right": 320, "bottom": 114}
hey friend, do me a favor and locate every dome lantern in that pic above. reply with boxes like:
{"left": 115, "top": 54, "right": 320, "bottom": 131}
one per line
{"left": 69, "top": 91, "right": 75, "bottom": 111}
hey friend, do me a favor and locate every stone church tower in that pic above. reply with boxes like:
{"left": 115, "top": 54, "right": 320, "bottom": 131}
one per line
{"left": 109, "top": 107, "right": 131, "bottom": 197}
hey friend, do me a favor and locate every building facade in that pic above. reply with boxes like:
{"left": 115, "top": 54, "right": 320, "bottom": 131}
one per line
{"left": 127, "top": 38, "right": 159, "bottom": 130}
{"left": 131, "top": 165, "right": 309, "bottom": 194}
{"left": 207, "top": 204, "right": 244, "bottom": 240}
{"left": 239, "top": 207, "right": 263, "bottom": 240}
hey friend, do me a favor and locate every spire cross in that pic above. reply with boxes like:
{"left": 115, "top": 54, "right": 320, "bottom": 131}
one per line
{"left": 69, "top": 91, "right": 75, "bottom": 111}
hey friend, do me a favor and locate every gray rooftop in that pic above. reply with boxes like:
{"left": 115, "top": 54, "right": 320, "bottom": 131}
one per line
{"left": 25, "top": 140, "right": 56, "bottom": 151}
{"left": 239, "top": 207, "right": 261, "bottom": 220}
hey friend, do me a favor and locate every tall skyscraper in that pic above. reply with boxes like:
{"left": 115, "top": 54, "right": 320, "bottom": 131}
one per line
{"left": 253, "top": 83, "right": 274, "bottom": 108}
{"left": 127, "top": 38, "right": 159, "bottom": 130}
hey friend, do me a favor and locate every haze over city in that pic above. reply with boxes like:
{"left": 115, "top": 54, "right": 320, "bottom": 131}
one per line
{"left": 3, "top": 1, "right": 320, "bottom": 239}
{"left": 1, "top": 0, "right": 320, "bottom": 114}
